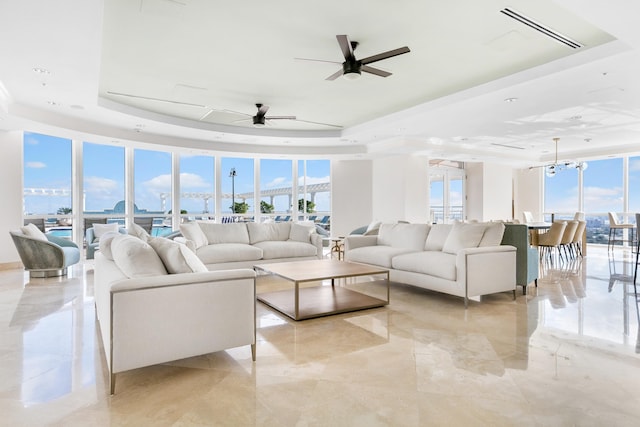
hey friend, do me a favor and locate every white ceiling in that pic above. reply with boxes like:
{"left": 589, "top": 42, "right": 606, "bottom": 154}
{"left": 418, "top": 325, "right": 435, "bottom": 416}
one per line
{"left": 1, "top": 0, "right": 640, "bottom": 167}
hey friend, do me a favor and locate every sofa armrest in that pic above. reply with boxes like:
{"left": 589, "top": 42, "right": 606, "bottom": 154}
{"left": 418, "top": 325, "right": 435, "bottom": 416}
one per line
{"left": 456, "top": 245, "right": 517, "bottom": 299}
{"left": 310, "top": 233, "right": 323, "bottom": 259}
{"left": 110, "top": 268, "right": 256, "bottom": 292}
{"left": 344, "top": 235, "right": 378, "bottom": 251}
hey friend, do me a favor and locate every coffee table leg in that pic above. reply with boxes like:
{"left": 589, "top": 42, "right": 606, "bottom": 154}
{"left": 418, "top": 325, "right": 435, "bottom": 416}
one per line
{"left": 295, "top": 280, "right": 299, "bottom": 319}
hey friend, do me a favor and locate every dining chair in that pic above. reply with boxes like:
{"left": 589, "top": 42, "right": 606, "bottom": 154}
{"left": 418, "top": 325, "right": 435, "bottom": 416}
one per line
{"left": 522, "top": 211, "right": 534, "bottom": 224}
{"left": 570, "top": 220, "right": 587, "bottom": 258}
{"left": 633, "top": 213, "right": 639, "bottom": 297}
{"left": 608, "top": 212, "right": 635, "bottom": 252}
{"left": 559, "top": 220, "right": 579, "bottom": 261}
{"left": 537, "top": 221, "right": 567, "bottom": 265}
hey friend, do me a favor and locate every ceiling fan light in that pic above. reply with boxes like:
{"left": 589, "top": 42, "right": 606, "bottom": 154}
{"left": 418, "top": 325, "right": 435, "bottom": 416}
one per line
{"left": 343, "top": 71, "right": 361, "bottom": 81}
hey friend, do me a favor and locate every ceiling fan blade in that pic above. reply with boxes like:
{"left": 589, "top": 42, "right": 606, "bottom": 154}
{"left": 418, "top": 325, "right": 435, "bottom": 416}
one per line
{"left": 265, "top": 116, "right": 296, "bottom": 120}
{"left": 361, "top": 65, "right": 392, "bottom": 78}
{"left": 294, "top": 57, "right": 342, "bottom": 65}
{"left": 294, "top": 119, "right": 343, "bottom": 128}
{"left": 336, "top": 35, "right": 355, "bottom": 60}
{"left": 232, "top": 118, "right": 252, "bottom": 124}
{"left": 326, "top": 69, "right": 344, "bottom": 81}
{"left": 256, "top": 104, "right": 269, "bottom": 116}
{"left": 360, "top": 46, "right": 410, "bottom": 65}
{"left": 106, "top": 91, "right": 206, "bottom": 107}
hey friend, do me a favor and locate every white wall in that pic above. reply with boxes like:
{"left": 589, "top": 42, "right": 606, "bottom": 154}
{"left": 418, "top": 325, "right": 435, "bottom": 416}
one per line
{"left": 465, "top": 162, "right": 513, "bottom": 222}
{"left": 331, "top": 160, "right": 373, "bottom": 237}
{"left": 514, "top": 167, "right": 543, "bottom": 222}
{"left": 0, "top": 131, "right": 25, "bottom": 266}
{"left": 372, "top": 155, "right": 429, "bottom": 223}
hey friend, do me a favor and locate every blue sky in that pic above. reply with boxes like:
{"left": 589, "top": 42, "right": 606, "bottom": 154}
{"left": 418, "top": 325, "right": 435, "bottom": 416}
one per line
{"left": 23, "top": 132, "right": 330, "bottom": 215}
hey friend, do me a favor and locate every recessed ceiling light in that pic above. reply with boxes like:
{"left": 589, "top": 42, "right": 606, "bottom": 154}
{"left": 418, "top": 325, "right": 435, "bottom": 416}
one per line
{"left": 570, "top": 115, "right": 582, "bottom": 120}
{"left": 33, "top": 67, "right": 50, "bottom": 74}
{"left": 584, "top": 138, "right": 592, "bottom": 143}
{"left": 504, "top": 97, "right": 518, "bottom": 103}
{"left": 47, "top": 101, "right": 59, "bottom": 106}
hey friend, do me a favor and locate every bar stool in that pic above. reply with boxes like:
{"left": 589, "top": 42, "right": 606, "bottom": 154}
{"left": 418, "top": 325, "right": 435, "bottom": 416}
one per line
{"left": 608, "top": 212, "right": 636, "bottom": 252}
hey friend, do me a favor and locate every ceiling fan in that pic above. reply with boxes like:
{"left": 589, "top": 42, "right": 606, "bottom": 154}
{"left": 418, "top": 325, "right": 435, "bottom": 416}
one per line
{"left": 296, "top": 34, "right": 410, "bottom": 81}
{"left": 207, "top": 103, "right": 342, "bottom": 128}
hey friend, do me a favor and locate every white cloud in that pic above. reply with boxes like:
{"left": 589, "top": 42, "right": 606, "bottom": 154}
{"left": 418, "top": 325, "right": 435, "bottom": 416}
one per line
{"left": 180, "top": 172, "right": 210, "bottom": 188}
{"left": 85, "top": 176, "right": 118, "bottom": 193}
{"left": 24, "top": 136, "right": 39, "bottom": 145}
{"left": 265, "top": 177, "right": 288, "bottom": 188}
{"left": 583, "top": 186, "right": 623, "bottom": 211}
{"left": 26, "top": 161, "right": 46, "bottom": 168}
{"left": 629, "top": 159, "right": 640, "bottom": 172}
{"left": 144, "top": 174, "right": 172, "bottom": 192}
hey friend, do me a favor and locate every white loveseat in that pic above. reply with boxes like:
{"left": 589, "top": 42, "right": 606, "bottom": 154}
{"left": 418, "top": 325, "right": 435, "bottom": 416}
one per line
{"left": 178, "top": 221, "right": 323, "bottom": 270}
{"left": 344, "top": 222, "right": 517, "bottom": 307}
{"left": 94, "top": 233, "right": 256, "bottom": 394}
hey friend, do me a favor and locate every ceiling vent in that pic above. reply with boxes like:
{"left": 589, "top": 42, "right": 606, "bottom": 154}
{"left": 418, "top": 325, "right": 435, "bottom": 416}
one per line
{"left": 500, "top": 8, "right": 583, "bottom": 49}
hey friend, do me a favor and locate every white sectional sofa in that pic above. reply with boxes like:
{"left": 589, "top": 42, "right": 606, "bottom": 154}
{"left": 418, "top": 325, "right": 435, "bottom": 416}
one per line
{"left": 178, "top": 221, "right": 323, "bottom": 270}
{"left": 94, "top": 233, "right": 256, "bottom": 394}
{"left": 344, "top": 222, "right": 517, "bottom": 307}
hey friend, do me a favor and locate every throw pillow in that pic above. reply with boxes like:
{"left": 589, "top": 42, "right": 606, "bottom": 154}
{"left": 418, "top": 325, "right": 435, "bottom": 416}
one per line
{"left": 93, "top": 223, "right": 119, "bottom": 242}
{"left": 180, "top": 222, "right": 208, "bottom": 249}
{"left": 479, "top": 222, "right": 506, "bottom": 247}
{"left": 111, "top": 234, "right": 167, "bottom": 278}
{"left": 289, "top": 223, "right": 314, "bottom": 243}
{"left": 148, "top": 237, "right": 208, "bottom": 274}
{"left": 442, "top": 223, "right": 487, "bottom": 254}
{"left": 20, "top": 223, "right": 48, "bottom": 242}
{"left": 424, "top": 224, "right": 452, "bottom": 251}
{"left": 98, "top": 231, "right": 121, "bottom": 260}
{"left": 128, "top": 222, "right": 151, "bottom": 242}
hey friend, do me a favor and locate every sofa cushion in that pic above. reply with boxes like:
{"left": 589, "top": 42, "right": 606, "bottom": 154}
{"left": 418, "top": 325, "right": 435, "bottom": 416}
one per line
{"left": 377, "top": 223, "right": 431, "bottom": 250}
{"left": 424, "top": 224, "right": 452, "bottom": 251}
{"left": 180, "top": 222, "right": 208, "bottom": 249}
{"left": 442, "top": 223, "right": 487, "bottom": 254}
{"left": 20, "top": 223, "right": 48, "bottom": 242}
{"left": 289, "top": 223, "right": 315, "bottom": 243}
{"left": 392, "top": 251, "right": 457, "bottom": 281}
{"left": 479, "top": 222, "right": 506, "bottom": 247}
{"left": 128, "top": 222, "right": 151, "bottom": 242}
{"left": 93, "top": 223, "right": 119, "bottom": 242}
{"left": 253, "top": 241, "right": 317, "bottom": 259}
{"left": 196, "top": 243, "right": 263, "bottom": 264}
{"left": 149, "top": 237, "right": 208, "bottom": 274}
{"left": 247, "top": 222, "right": 290, "bottom": 244}
{"left": 111, "top": 234, "right": 167, "bottom": 278}
{"left": 346, "top": 246, "right": 416, "bottom": 268}
{"left": 199, "top": 222, "right": 250, "bottom": 244}
{"left": 98, "top": 231, "right": 122, "bottom": 260}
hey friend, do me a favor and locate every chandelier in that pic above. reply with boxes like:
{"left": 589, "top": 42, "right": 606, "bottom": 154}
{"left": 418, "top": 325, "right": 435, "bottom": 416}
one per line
{"left": 531, "top": 138, "right": 588, "bottom": 177}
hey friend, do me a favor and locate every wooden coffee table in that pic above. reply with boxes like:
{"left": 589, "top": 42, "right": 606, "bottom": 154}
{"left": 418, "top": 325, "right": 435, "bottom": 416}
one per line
{"left": 254, "top": 259, "right": 389, "bottom": 320}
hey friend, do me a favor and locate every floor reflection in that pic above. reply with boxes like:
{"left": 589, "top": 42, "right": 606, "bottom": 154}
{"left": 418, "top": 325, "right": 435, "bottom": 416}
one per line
{"left": 0, "top": 247, "right": 639, "bottom": 425}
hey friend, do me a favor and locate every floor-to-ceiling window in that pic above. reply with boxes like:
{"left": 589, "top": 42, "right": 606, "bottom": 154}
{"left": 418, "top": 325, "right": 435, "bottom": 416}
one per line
{"left": 179, "top": 154, "right": 215, "bottom": 221}
{"left": 134, "top": 148, "right": 172, "bottom": 235}
{"left": 298, "top": 159, "right": 330, "bottom": 225}
{"left": 260, "top": 159, "right": 292, "bottom": 221}
{"left": 23, "top": 132, "right": 72, "bottom": 230}
{"left": 83, "top": 142, "right": 125, "bottom": 225}
{"left": 221, "top": 157, "right": 254, "bottom": 219}
{"left": 629, "top": 156, "right": 640, "bottom": 227}
{"left": 429, "top": 162, "right": 465, "bottom": 223}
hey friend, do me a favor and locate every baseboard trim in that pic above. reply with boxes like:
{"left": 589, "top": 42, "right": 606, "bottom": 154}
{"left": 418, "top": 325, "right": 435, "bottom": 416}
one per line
{"left": 0, "top": 262, "right": 23, "bottom": 271}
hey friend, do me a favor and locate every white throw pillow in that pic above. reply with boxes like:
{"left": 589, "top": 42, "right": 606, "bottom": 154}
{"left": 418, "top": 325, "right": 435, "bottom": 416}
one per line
{"left": 93, "top": 223, "right": 119, "bottom": 242}
{"left": 247, "top": 222, "right": 291, "bottom": 243}
{"left": 289, "top": 223, "right": 314, "bottom": 243}
{"left": 98, "top": 231, "right": 121, "bottom": 260}
{"left": 479, "top": 222, "right": 506, "bottom": 247}
{"left": 424, "top": 224, "right": 453, "bottom": 251}
{"left": 366, "top": 220, "right": 381, "bottom": 233}
{"left": 111, "top": 234, "right": 167, "bottom": 278}
{"left": 199, "top": 222, "right": 250, "bottom": 244}
{"left": 180, "top": 222, "right": 208, "bottom": 249}
{"left": 442, "top": 223, "right": 487, "bottom": 254}
{"left": 128, "top": 222, "right": 151, "bottom": 242}
{"left": 148, "top": 237, "right": 208, "bottom": 274}
{"left": 21, "top": 223, "right": 48, "bottom": 242}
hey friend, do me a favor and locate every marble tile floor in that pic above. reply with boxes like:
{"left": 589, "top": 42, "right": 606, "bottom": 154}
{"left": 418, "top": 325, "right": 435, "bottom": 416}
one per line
{"left": 0, "top": 246, "right": 639, "bottom": 426}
